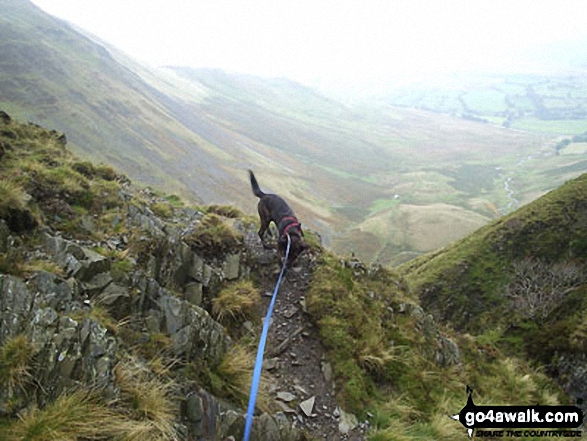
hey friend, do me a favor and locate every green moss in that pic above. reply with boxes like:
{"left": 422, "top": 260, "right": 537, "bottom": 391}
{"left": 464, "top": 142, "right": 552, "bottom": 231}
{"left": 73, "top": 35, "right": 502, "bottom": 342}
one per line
{"left": 111, "top": 258, "right": 134, "bottom": 280}
{"left": 163, "top": 194, "right": 184, "bottom": 207}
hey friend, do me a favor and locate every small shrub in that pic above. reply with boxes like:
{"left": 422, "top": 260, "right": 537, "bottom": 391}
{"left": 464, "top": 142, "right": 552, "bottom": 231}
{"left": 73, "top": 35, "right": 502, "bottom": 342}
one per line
{"left": 505, "top": 258, "right": 585, "bottom": 320}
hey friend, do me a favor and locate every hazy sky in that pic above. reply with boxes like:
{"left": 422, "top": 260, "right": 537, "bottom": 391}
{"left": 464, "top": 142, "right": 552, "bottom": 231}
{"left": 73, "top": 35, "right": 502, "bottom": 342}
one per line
{"left": 31, "top": 0, "right": 587, "bottom": 86}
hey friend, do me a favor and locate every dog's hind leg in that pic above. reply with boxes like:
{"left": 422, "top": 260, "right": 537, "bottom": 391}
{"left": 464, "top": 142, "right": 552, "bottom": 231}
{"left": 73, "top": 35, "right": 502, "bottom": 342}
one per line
{"left": 257, "top": 211, "right": 273, "bottom": 249}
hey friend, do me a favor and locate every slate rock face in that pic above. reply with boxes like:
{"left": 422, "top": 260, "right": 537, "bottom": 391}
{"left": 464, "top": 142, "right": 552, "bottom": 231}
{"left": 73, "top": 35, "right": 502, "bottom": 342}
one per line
{"left": 0, "top": 274, "right": 117, "bottom": 410}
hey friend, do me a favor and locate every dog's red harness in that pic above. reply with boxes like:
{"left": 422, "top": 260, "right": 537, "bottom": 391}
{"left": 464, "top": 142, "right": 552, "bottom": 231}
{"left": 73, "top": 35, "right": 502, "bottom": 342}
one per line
{"left": 281, "top": 216, "right": 301, "bottom": 237}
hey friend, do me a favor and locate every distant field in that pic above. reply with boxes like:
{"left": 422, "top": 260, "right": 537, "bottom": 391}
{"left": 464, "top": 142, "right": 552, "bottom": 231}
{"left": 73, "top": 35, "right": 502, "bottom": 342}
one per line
{"left": 396, "top": 203, "right": 490, "bottom": 252}
{"left": 510, "top": 118, "right": 587, "bottom": 134}
{"left": 461, "top": 89, "right": 507, "bottom": 114}
{"left": 561, "top": 142, "right": 587, "bottom": 155}
{"left": 381, "top": 73, "right": 587, "bottom": 136}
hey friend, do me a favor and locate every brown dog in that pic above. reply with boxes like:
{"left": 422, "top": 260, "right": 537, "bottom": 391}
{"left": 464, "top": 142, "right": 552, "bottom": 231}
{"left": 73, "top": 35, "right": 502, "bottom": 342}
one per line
{"left": 249, "top": 170, "right": 308, "bottom": 265}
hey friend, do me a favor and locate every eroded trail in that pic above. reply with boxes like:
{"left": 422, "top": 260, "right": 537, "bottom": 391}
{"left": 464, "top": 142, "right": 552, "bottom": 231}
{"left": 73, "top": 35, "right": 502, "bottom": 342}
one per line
{"left": 246, "top": 231, "right": 367, "bottom": 440}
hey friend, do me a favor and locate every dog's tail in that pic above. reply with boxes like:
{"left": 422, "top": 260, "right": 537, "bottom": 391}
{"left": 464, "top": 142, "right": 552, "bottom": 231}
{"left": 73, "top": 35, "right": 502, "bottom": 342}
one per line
{"left": 248, "top": 170, "right": 266, "bottom": 198}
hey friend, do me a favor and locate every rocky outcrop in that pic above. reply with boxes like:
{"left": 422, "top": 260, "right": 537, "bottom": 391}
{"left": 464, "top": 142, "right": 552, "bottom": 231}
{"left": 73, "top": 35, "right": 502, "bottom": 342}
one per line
{"left": 184, "top": 389, "right": 302, "bottom": 441}
{"left": 555, "top": 355, "right": 587, "bottom": 422}
{"left": 0, "top": 185, "right": 307, "bottom": 439}
{"left": 0, "top": 273, "right": 117, "bottom": 411}
{"left": 2, "top": 114, "right": 293, "bottom": 439}
{"left": 406, "top": 302, "right": 460, "bottom": 367}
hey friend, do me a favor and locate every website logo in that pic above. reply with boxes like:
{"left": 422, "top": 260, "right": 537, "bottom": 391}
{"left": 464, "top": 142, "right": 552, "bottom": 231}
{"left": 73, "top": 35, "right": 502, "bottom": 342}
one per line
{"left": 451, "top": 386, "right": 584, "bottom": 439}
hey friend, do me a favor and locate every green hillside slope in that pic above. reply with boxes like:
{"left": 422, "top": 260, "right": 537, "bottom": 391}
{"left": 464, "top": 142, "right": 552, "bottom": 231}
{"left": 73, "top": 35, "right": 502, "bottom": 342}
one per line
{"left": 0, "top": 0, "right": 205, "bottom": 195}
{"left": 401, "top": 173, "right": 587, "bottom": 330}
{"left": 401, "top": 173, "right": 587, "bottom": 419}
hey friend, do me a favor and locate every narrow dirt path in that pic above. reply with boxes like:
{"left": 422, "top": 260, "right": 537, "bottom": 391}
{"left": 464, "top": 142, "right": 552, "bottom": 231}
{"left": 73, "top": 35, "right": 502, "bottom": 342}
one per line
{"left": 245, "top": 231, "right": 367, "bottom": 440}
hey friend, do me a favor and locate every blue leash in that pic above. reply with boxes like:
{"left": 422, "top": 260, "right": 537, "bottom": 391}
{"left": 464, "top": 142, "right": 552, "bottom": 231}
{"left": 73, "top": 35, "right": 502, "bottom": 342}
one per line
{"left": 243, "top": 234, "right": 291, "bottom": 441}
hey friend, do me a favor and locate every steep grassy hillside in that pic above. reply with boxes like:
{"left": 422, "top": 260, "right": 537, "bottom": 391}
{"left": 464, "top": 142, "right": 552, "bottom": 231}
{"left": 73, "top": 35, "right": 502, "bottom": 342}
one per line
{"left": 1, "top": 115, "right": 581, "bottom": 440}
{"left": 401, "top": 173, "right": 587, "bottom": 330}
{"left": 401, "top": 172, "right": 587, "bottom": 419}
{"left": 0, "top": 0, "right": 211, "bottom": 198}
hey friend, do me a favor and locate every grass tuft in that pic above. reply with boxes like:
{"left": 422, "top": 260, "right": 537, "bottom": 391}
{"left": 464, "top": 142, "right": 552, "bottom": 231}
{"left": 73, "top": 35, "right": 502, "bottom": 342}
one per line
{"left": 0, "top": 335, "right": 35, "bottom": 395}
{"left": 0, "top": 180, "right": 37, "bottom": 231}
{"left": 212, "top": 280, "right": 259, "bottom": 323}
{"left": 151, "top": 201, "right": 174, "bottom": 219}
{"left": 194, "top": 343, "right": 270, "bottom": 412}
{"left": 69, "top": 305, "right": 120, "bottom": 335}
{"left": 114, "top": 357, "right": 178, "bottom": 440}
{"left": 1, "top": 390, "right": 129, "bottom": 441}
{"left": 0, "top": 180, "right": 28, "bottom": 217}
{"left": 184, "top": 213, "right": 243, "bottom": 257}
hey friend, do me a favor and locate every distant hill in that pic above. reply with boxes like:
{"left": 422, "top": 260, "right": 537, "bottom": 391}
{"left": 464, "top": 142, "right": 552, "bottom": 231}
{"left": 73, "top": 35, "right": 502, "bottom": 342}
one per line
{"left": 2, "top": 0, "right": 586, "bottom": 266}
